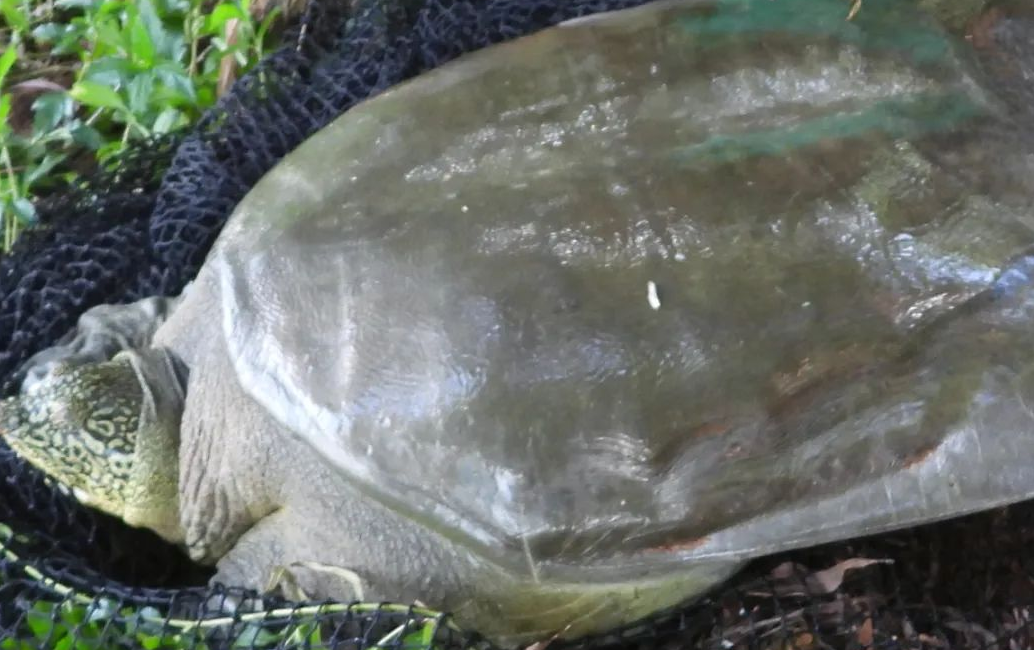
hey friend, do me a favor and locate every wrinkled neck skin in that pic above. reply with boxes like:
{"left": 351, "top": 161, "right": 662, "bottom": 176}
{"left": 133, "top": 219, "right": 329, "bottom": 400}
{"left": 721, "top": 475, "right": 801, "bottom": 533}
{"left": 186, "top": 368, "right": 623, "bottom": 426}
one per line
{"left": 119, "top": 348, "right": 188, "bottom": 544}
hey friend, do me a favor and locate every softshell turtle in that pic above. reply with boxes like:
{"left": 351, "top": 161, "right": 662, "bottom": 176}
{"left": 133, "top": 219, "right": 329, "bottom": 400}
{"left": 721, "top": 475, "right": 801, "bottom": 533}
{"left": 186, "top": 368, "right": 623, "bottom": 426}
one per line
{"left": 4, "top": 0, "right": 1034, "bottom": 643}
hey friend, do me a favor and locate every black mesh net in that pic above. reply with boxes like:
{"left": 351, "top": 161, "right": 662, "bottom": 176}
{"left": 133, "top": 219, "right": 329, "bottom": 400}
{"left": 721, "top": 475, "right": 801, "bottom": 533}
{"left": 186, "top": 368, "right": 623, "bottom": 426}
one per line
{"left": 2, "top": 0, "right": 1034, "bottom": 648}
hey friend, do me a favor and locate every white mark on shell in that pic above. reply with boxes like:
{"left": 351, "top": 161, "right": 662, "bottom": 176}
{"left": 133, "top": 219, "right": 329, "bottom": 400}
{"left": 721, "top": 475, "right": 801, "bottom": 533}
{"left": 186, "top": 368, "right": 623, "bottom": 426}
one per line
{"left": 647, "top": 281, "right": 661, "bottom": 310}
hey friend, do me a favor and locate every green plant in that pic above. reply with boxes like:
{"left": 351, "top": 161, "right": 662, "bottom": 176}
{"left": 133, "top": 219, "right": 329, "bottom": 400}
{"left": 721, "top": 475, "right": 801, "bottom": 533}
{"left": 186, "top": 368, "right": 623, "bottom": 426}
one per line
{"left": 0, "top": 0, "right": 283, "bottom": 252}
{"left": 0, "top": 521, "right": 455, "bottom": 650}
{"left": 3, "top": 597, "right": 453, "bottom": 650}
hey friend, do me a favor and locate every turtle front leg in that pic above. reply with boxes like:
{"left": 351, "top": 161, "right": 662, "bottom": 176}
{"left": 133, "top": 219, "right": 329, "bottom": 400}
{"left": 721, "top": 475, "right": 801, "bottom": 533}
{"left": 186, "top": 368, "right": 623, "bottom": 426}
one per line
{"left": 210, "top": 507, "right": 369, "bottom": 604}
{"left": 17, "top": 292, "right": 186, "bottom": 393}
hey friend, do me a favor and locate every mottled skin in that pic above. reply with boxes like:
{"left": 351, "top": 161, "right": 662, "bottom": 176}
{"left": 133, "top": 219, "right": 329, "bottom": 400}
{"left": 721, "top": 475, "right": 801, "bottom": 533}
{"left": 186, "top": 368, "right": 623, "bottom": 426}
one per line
{"left": 2, "top": 351, "right": 182, "bottom": 541}
{"left": 2, "top": 0, "right": 1033, "bottom": 645}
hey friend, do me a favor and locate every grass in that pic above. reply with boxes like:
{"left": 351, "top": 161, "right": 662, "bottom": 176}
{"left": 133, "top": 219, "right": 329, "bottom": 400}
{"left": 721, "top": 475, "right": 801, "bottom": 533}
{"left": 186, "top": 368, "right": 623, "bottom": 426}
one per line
{"left": 0, "top": 0, "right": 284, "bottom": 252}
{"left": 0, "top": 522, "right": 457, "bottom": 649}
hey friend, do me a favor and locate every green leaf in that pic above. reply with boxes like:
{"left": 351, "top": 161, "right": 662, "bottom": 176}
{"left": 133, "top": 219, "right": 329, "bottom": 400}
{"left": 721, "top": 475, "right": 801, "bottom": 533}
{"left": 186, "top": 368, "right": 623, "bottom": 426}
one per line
{"left": 41, "top": 21, "right": 91, "bottom": 56}
{"left": 204, "top": 2, "right": 247, "bottom": 35}
{"left": 69, "top": 123, "right": 102, "bottom": 149}
{"left": 0, "top": 94, "right": 11, "bottom": 128}
{"left": 71, "top": 621, "right": 104, "bottom": 650}
{"left": 31, "top": 22, "right": 71, "bottom": 43}
{"left": 195, "top": 85, "right": 214, "bottom": 108}
{"left": 54, "top": 0, "right": 99, "bottom": 9}
{"left": 91, "top": 16, "right": 127, "bottom": 54}
{"left": 153, "top": 62, "right": 196, "bottom": 106}
{"left": 25, "top": 604, "right": 55, "bottom": 641}
{"left": 232, "top": 623, "right": 283, "bottom": 648}
{"left": 57, "top": 599, "right": 85, "bottom": 624}
{"left": 73, "top": 638, "right": 100, "bottom": 650}
{"left": 283, "top": 621, "right": 323, "bottom": 647}
{"left": 0, "top": 0, "right": 28, "bottom": 32}
{"left": 151, "top": 107, "right": 183, "bottom": 133}
{"left": 82, "top": 57, "right": 131, "bottom": 88}
{"left": 159, "top": 0, "right": 191, "bottom": 14}
{"left": 11, "top": 197, "right": 37, "bottom": 224}
{"left": 128, "top": 16, "right": 157, "bottom": 66}
{"left": 126, "top": 73, "right": 154, "bottom": 115}
{"left": 31, "top": 92, "right": 74, "bottom": 134}
{"left": 137, "top": 0, "right": 171, "bottom": 57}
{"left": 400, "top": 620, "right": 440, "bottom": 650}
{"left": 137, "top": 635, "right": 162, "bottom": 650}
{"left": 23, "top": 153, "right": 68, "bottom": 187}
{"left": 0, "top": 45, "right": 17, "bottom": 88}
{"left": 69, "top": 80, "right": 128, "bottom": 112}
{"left": 164, "top": 31, "right": 188, "bottom": 62}
{"left": 94, "top": 0, "right": 128, "bottom": 19}
{"left": 0, "top": 638, "right": 31, "bottom": 650}
{"left": 96, "top": 139, "right": 124, "bottom": 162}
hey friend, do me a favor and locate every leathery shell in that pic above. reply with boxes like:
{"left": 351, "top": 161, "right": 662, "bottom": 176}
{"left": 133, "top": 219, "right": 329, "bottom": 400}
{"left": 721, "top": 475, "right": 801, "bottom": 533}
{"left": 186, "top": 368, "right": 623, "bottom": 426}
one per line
{"left": 212, "top": 0, "right": 1034, "bottom": 584}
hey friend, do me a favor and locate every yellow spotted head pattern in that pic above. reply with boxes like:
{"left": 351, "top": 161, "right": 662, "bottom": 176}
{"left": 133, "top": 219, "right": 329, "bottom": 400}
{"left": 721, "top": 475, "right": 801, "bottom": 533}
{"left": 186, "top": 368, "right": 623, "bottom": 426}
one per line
{"left": 0, "top": 356, "right": 142, "bottom": 520}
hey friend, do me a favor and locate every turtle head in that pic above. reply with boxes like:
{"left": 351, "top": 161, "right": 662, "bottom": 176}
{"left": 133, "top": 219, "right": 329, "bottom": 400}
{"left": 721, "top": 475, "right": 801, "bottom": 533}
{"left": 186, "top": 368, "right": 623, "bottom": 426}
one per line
{"left": 0, "top": 349, "right": 187, "bottom": 543}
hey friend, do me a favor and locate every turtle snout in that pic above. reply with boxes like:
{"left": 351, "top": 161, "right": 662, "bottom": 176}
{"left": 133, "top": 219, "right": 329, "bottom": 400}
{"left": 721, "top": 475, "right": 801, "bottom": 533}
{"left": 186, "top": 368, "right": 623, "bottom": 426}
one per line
{"left": 0, "top": 394, "right": 32, "bottom": 441}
